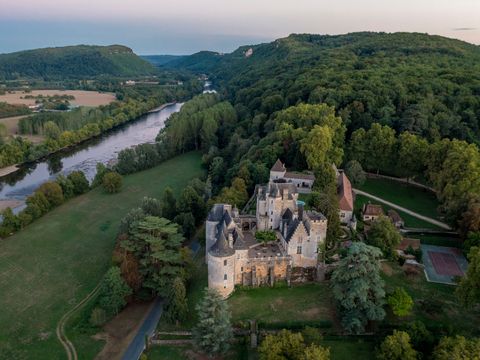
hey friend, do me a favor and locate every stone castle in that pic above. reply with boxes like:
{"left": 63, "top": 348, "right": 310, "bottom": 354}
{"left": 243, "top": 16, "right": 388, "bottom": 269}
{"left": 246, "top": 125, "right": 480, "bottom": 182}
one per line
{"left": 206, "top": 161, "right": 329, "bottom": 298}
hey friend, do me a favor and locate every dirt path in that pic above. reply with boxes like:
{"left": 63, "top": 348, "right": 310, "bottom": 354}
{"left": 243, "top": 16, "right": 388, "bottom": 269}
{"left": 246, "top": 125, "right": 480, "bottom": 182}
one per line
{"left": 56, "top": 283, "right": 102, "bottom": 360}
{"left": 95, "top": 300, "right": 155, "bottom": 360}
{"left": 353, "top": 189, "right": 451, "bottom": 230}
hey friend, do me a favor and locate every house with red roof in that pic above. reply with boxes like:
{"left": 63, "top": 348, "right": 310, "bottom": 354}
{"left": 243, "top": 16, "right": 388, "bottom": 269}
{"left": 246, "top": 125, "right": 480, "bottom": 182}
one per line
{"left": 337, "top": 171, "right": 354, "bottom": 225}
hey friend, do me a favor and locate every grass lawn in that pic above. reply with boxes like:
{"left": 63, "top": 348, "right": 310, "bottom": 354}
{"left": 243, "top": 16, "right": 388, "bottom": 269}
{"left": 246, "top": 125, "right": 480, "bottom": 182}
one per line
{"left": 416, "top": 234, "right": 461, "bottom": 248}
{"left": 355, "top": 194, "right": 442, "bottom": 230}
{"left": 357, "top": 178, "right": 441, "bottom": 220}
{"left": 323, "top": 339, "right": 375, "bottom": 360}
{"left": 228, "top": 283, "right": 335, "bottom": 326}
{"left": 0, "top": 152, "right": 204, "bottom": 360}
{"left": 381, "top": 261, "right": 480, "bottom": 335}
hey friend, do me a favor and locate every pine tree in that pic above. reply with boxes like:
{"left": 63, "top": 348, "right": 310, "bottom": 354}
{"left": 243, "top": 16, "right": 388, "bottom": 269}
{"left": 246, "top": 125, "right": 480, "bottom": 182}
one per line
{"left": 122, "top": 216, "right": 185, "bottom": 296}
{"left": 98, "top": 266, "right": 132, "bottom": 316}
{"left": 193, "top": 288, "right": 233, "bottom": 355}
{"left": 331, "top": 242, "right": 385, "bottom": 334}
{"left": 162, "top": 187, "right": 177, "bottom": 220}
{"left": 164, "top": 277, "right": 188, "bottom": 324}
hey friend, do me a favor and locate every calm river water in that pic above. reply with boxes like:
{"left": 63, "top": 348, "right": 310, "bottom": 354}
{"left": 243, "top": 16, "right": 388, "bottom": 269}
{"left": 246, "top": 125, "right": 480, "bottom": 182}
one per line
{"left": 0, "top": 103, "right": 183, "bottom": 203}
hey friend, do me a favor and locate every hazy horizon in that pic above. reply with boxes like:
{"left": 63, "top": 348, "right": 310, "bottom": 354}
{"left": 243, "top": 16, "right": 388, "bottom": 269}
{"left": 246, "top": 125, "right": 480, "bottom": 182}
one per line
{"left": 1, "top": 0, "right": 479, "bottom": 55}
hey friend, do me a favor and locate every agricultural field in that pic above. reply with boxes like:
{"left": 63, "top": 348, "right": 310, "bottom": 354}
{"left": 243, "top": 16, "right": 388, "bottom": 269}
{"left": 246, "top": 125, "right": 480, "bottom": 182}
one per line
{"left": 0, "top": 152, "right": 204, "bottom": 360}
{"left": 0, "top": 90, "right": 116, "bottom": 107}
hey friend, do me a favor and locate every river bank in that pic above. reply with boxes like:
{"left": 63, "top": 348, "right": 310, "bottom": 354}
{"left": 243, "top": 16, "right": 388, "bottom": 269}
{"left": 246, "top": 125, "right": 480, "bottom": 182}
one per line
{"left": 0, "top": 103, "right": 183, "bottom": 204}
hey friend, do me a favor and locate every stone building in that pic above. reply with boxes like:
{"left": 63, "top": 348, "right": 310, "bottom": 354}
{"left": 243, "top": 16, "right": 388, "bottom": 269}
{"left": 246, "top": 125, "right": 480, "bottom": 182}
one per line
{"left": 269, "top": 159, "right": 315, "bottom": 193}
{"left": 206, "top": 180, "right": 327, "bottom": 298}
{"left": 362, "top": 203, "right": 384, "bottom": 222}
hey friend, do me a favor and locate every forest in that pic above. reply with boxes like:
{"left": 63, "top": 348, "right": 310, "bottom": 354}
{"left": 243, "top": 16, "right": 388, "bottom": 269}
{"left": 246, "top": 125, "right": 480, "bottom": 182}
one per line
{"left": 165, "top": 32, "right": 480, "bottom": 144}
{"left": 0, "top": 44, "right": 158, "bottom": 80}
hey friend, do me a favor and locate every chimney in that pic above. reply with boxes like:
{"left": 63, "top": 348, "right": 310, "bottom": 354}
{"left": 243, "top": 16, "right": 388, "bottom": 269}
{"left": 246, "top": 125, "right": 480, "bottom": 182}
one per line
{"left": 298, "top": 203, "right": 304, "bottom": 221}
{"left": 228, "top": 233, "right": 234, "bottom": 248}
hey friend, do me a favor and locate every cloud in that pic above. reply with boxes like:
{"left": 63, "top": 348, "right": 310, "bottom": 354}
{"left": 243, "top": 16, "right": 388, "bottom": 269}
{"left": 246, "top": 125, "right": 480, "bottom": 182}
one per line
{"left": 452, "top": 27, "right": 476, "bottom": 31}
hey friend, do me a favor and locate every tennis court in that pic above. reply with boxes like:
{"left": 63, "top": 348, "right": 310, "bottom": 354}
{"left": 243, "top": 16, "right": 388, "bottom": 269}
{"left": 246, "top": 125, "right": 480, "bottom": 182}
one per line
{"left": 422, "top": 244, "right": 468, "bottom": 285}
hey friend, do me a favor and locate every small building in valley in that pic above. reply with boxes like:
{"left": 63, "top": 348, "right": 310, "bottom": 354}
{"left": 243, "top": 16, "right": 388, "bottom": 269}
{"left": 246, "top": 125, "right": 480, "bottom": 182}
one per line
{"left": 362, "top": 203, "right": 384, "bottom": 222}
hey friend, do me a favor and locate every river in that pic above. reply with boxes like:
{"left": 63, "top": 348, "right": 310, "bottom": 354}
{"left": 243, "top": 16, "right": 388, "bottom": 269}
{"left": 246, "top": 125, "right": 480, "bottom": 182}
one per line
{"left": 0, "top": 103, "right": 183, "bottom": 208}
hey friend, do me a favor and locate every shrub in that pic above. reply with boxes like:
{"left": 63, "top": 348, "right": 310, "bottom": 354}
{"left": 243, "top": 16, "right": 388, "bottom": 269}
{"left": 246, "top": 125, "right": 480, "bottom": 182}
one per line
{"left": 89, "top": 307, "right": 107, "bottom": 327}
{"left": 103, "top": 172, "right": 122, "bottom": 194}
{"left": 387, "top": 287, "right": 414, "bottom": 317}
{"left": 256, "top": 230, "right": 277, "bottom": 242}
{"left": 67, "top": 170, "right": 90, "bottom": 195}
{"left": 37, "top": 181, "right": 64, "bottom": 207}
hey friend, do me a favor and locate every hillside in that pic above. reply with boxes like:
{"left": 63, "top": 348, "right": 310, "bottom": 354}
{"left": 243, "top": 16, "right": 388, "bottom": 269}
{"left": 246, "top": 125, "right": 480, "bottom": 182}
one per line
{"left": 169, "top": 32, "right": 480, "bottom": 143}
{"left": 141, "top": 54, "right": 185, "bottom": 67}
{"left": 0, "top": 45, "right": 158, "bottom": 80}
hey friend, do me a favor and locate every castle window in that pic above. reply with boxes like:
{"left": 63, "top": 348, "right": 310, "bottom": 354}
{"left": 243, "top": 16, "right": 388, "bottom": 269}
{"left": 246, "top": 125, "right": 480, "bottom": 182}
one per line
{"left": 224, "top": 260, "right": 227, "bottom": 266}
{"left": 297, "top": 246, "right": 302, "bottom": 254}
{"left": 224, "top": 274, "right": 227, "bottom": 280}
{"left": 241, "top": 267, "right": 244, "bottom": 272}
{"left": 271, "top": 211, "right": 273, "bottom": 215}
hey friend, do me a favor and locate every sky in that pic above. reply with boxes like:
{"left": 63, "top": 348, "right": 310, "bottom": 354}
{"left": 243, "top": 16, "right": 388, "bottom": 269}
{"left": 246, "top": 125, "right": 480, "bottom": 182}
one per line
{"left": 1, "top": 0, "right": 479, "bottom": 55}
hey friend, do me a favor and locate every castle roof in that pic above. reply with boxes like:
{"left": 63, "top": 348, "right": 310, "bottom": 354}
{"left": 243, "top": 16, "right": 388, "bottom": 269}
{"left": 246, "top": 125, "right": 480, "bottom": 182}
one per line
{"left": 306, "top": 210, "right": 326, "bottom": 221}
{"left": 268, "top": 182, "right": 297, "bottom": 199}
{"left": 284, "top": 171, "right": 315, "bottom": 181}
{"left": 271, "top": 159, "right": 286, "bottom": 172}
{"left": 209, "top": 227, "right": 235, "bottom": 257}
{"left": 338, "top": 171, "right": 354, "bottom": 212}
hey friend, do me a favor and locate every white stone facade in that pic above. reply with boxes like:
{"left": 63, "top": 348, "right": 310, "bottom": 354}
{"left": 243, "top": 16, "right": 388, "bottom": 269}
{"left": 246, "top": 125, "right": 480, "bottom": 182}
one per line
{"left": 206, "top": 180, "right": 327, "bottom": 298}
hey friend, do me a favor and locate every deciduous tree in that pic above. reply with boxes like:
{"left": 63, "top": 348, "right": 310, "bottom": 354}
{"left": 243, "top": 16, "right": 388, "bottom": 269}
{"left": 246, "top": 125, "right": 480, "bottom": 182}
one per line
{"left": 377, "top": 331, "right": 418, "bottom": 360}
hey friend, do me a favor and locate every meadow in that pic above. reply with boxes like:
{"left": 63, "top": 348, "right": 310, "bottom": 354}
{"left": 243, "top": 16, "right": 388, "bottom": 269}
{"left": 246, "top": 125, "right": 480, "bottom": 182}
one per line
{"left": 0, "top": 152, "right": 203, "bottom": 359}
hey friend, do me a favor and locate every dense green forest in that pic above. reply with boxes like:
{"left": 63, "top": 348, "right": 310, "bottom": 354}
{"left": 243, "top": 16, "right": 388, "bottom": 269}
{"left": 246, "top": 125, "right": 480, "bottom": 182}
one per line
{"left": 166, "top": 32, "right": 480, "bottom": 144}
{"left": 141, "top": 55, "right": 186, "bottom": 67}
{"left": 0, "top": 45, "right": 158, "bottom": 80}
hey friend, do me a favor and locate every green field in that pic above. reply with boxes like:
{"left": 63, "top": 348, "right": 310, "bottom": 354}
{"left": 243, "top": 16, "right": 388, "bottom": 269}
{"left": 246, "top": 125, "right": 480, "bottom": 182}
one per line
{"left": 357, "top": 178, "right": 441, "bottom": 220}
{"left": 355, "top": 194, "right": 442, "bottom": 230}
{"left": 0, "top": 152, "right": 204, "bottom": 360}
{"left": 228, "top": 283, "right": 334, "bottom": 326}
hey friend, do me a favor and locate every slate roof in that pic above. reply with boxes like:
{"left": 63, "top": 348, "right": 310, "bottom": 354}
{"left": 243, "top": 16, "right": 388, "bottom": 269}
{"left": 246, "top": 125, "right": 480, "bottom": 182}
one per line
{"left": 337, "top": 171, "right": 354, "bottom": 212}
{"left": 271, "top": 159, "right": 286, "bottom": 172}
{"left": 388, "top": 209, "right": 403, "bottom": 223}
{"left": 284, "top": 171, "right": 315, "bottom": 181}
{"left": 209, "top": 229, "right": 235, "bottom": 257}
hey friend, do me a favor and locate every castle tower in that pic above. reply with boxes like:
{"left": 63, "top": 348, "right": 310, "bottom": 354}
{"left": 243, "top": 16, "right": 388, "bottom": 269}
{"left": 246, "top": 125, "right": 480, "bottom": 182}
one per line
{"left": 205, "top": 204, "right": 232, "bottom": 262}
{"left": 207, "top": 230, "right": 236, "bottom": 298}
{"left": 269, "top": 159, "right": 286, "bottom": 181}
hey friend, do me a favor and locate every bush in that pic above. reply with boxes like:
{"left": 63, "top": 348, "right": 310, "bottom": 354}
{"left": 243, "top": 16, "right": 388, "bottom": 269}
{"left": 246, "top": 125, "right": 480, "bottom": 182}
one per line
{"left": 89, "top": 307, "right": 107, "bottom": 327}
{"left": 103, "top": 172, "right": 122, "bottom": 194}
{"left": 67, "top": 170, "right": 90, "bottom": 195}
{"left": 387, "top": 287, "right": 414, "bottom": 317}
{"left": 37, "top": 181, "right": 64, "bottom": 207}
{"left": 255, "top": 230, "right": 277, "bottom": 242}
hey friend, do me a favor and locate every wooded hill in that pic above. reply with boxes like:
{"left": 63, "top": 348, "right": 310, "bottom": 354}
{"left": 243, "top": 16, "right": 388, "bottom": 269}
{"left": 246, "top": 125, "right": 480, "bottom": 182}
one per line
{"left": 165, "top": 32, "right": 480, "bottom": 144}
{"left": 0, "top": 45, "right": 158, "bottom": 80}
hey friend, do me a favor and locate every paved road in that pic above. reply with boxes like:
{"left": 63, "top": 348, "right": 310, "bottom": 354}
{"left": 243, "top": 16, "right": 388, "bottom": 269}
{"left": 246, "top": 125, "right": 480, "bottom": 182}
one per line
{"left": 354, "top": 189, "right": 452, "bottom": 230}
{"left": 121, "top": 298, "right": 164, "bottom": 360}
